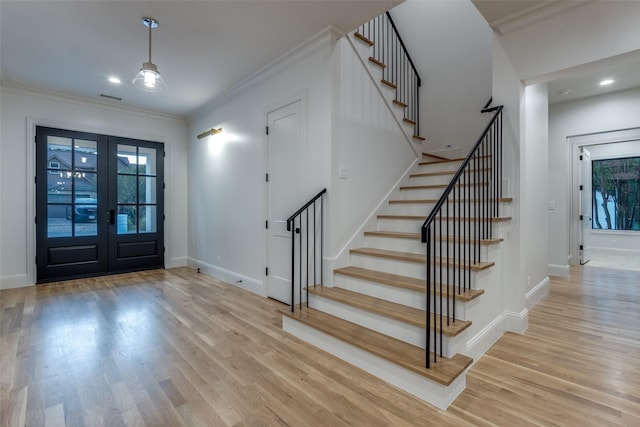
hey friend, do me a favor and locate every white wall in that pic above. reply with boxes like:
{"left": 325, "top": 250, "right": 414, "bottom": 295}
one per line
{"left": 391, "top": 0, "right": 492, "bottom": 152}
{"left": 497, "top": 1, "right": 640, "bottom": 84}
{"left": 490, "top": 0, "right": 640, "bottom": 304}
{"left": 549, "top": 88, "right": 640, "bottom": 268}
{"left": 0, "top": 85, "right": 189, "bottom": 290}
{"left": 187, "top": 26, "right": 422, "bottom": 295}
{"left": 187, "top": 29, "right": 335, "bottom": 296}
{"left": 330, "top": 35, "right": 419, "bottom": 259}
{"left": 522, "top": 84, "right": 548, "bottom": 292}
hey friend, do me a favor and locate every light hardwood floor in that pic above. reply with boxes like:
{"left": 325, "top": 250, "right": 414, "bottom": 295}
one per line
{"left": 1, "top": 265, "right": 639, "bottom": 426}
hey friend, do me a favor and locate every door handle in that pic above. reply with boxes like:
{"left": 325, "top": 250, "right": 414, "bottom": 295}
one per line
{"left": 109, "top": 210, "right": 115, "bottom": 224}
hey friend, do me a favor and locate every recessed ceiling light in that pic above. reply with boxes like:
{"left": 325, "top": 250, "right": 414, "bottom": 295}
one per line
{"left": 108, "top": 76, "right": 122, "bottom": 84}
{"left": 599, "top": 79, "right": 614, "bottom": 86}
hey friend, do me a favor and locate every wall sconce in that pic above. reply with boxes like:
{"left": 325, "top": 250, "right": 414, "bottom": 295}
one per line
{"left": 197, "top": 127, "right": 223, "bottom": 139}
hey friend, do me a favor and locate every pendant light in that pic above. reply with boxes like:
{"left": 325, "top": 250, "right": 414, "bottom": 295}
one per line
{"left": 132, "top": 17, "right": 167, "bottom": 92}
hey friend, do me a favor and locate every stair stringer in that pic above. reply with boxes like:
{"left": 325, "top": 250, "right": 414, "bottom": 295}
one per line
{"left": 325, "top": 158, "right": 420, "bottom": 285}
{"left": 345, "top": 31, "right": 423, "bottom": 154}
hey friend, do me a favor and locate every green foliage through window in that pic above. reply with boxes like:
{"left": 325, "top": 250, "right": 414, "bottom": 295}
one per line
{"left": 592, "top": 156, "right": 640, "bottom": 231}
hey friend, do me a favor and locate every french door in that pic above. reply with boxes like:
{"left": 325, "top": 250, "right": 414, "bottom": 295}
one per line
{"left": 35, "top": 126, "right": 164, "bottom": 283}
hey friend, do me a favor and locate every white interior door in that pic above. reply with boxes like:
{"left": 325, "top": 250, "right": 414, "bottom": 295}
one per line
{"left": 266, "top": 100, "right": 303, "bottom": 304}
{"left": 580, "top": 147, "right": 592, "bottom": 264}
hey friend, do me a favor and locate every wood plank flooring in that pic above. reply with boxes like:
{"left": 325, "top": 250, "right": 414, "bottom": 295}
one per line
{"left": 1, "top": 265, "right": 640, "bottom": 426}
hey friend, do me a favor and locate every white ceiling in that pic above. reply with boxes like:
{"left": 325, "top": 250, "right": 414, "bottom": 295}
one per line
{"left": 3, "top": 0, "right": 639, "bottom": 117}
{"left": 0, "top": 0, "right": 399, "bottom": 118}
{"left": 472, "top": 0, "right": 640, "bottom": 105}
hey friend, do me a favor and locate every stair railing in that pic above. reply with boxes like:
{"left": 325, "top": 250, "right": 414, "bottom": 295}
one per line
{"left": 287, "top": 189, "right": 327, "bottom": 312}
{"left": 421, "top": 106, "right": 503, "bottom": 368}
{"left": 356, "top": 12, "right": 421, "bottom": 136}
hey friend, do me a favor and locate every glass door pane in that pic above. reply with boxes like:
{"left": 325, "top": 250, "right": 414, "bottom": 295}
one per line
{"left": 46, "top": 136, "right": 99, "bottom": 238}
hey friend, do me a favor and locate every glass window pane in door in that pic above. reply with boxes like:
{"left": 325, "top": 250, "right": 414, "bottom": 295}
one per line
{"left": 47, "top": 136, "right": 72, "bottom": 172}
{"left": 48, "top": 205, "right": 72, "bottom": 238}
{"left": 138, "top": 177, "right": 157, "bottom": 204}
{"left": 139, "top": 206, "right": 157, "bottom": 233}
{"left": 74, "top": 173, "right": 97, "bottom": 200}
{"left": 117, "top": 145, "right": 137, "bottom": 174}
{"left": 47, "top": 173, "right": 72, "bottom": 203}
{"left": 74, "top": 139, "right": 98, "bottom": 172}
{"left": 117, "top": 206, "right": 137, "bottom": 234}
{"left": 117, "top": 175, "right": 137, "bottom": 204}
{"left": 138, "top": 147, "right": 156, "bottom": 176}
{"left": 75, "top": 217, "right": 97, "bottom": 237}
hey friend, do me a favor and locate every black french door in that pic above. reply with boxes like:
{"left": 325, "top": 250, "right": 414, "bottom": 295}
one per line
{"left": 36, "top": 126, "right": 164, "bottom": 283}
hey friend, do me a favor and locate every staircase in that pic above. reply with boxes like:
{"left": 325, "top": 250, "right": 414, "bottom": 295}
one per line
{"left": 280, "top": 12, "right": 510, "bottom": 411}
{"left": 282, "top": 147, "right": 511, "bottom": 409}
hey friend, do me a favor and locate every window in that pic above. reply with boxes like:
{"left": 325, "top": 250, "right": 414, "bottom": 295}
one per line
{"left": 592, "top": 156, "right": 640, "bottom": 231}
{"left": 48, "top": 161, "right": 60, "bottom": 174}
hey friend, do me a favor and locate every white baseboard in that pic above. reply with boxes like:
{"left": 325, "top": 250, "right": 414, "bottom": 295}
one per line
{"left": 591, "top": 247, "right": 640, "bottom": 257}
{"left": 526, "top": 277, "right": 550, "bottom": 309}
{"left": 166, "top": 256, "right": 189, "bottom": 269}
{"left": 0, "top": 274, "right": 32, "bottom": 290}
{"left": 548, "top": 264, "right": 569, "bottom": 277}
{"left": 505, "top": 308, "right": 528, "bottom": 334}
{"left": 188, "top": 258, "right": 265, "bottom": 297}
{"left": 465, "top": 313, "right": 506, "bottom": 362}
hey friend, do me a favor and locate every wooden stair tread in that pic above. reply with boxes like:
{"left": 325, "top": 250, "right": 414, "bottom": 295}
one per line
{"left": 389, "top": 197, "right": 513, "bottom": 204}
{"left": 334, "top": 266, "right": 484, "bottom": 302}
{"left": 364, "top": 231, "right": 503, "bottom": 245}
{"left": 381, "top": 79, "right": 397, "bottom": 89}
{"left": 281, "top": 307, "right": 473, "bottom": 386}
{"left": 410, "top": 170, "right": 455, "bottom": 177}
{"left": 403, "top": 118, "right": 417, "bottom": 125}
{"left": 412, "top": 135, "right": 426, "bottom": 141}
{"left": 308, "top": 286, "right": 471, "bottom": 336}
{"left": 419, "top": 157, "right": 464, "bottom": 165}
{"left": 354, "top": 32, "right": 374, "bottom": 46}
{"left": 393, "top": 99, "right": 408, "bottom": 108}
{"left": 419, "top": 154, "right": 491, "bottom": 166}
{"left": 368, "top": 57, "right": 386, "bottom": 68}
{"left": 422, "top": 152, "right": 451, "bottom": 161}
{"left": 377, "top": 214, "right": 512, "bottom": 223}
{"left": 350, "top": 247, "right": 495, "bottom": 271}
{"left": 400, "top": 183, "right": 488, "bottom": 190}
{"left": 409, "top": 168, "right": 492, "bottom": 178}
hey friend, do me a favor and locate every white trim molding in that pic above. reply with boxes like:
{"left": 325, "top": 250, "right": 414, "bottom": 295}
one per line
{"left": 0, "top": 274, "right": 32, "bottom": 290}
{"left": 548, "top": 264, "right": 570, "bottom": 277}
{"left": 526, "top": 277, "right": 550, "bottom": 309}
{"left": 188, "top": 257, "right": 265, "bottom": 297}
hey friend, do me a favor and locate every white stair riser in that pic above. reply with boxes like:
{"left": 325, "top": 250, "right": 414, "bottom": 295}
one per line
{"left": 349, "top": 252, "right": 494, "bottom": 281}
{"left": 376, "top": 217, "right": 424, "bottom": 233}
{"left": 334, "top": 275, "right": 469, "bottom": 319}
{"left": 399, "top": 187, "right": 448, "bottom": 200}
{"left": 309, "top": 293, "right": 457, "bottom": 358}
{"left": 408, "top": 174, "right": 485, "bottom": 186}
{"left": 387, "top": 202, "right": 511, "bottom": 217}
{"left": 377, "top": 218, "right": 510, "bottom": 237}
{"left": 417, "top": 162, "right": 463, "bottom": 174}
{"left": 408, "top": 174, "right": 455, "bottom": 186}
{"left": 350, "top": 253, "right": 426, "bottom": 278}
{"left": 364, "top": 235, "right": 425, "bottom": 253}
{"left": 282, "top": 315, "right": 467, "bottom": 410}
{"left": 363, "top": 236, "right": 493, "bottom": 259}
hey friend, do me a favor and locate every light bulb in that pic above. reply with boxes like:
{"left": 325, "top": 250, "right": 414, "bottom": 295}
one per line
{"left": 144, "top": 71, "right": 156, "bottom": 88}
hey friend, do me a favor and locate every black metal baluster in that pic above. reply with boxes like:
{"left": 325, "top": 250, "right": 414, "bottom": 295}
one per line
{"left": 425, "top": 226, "right": 431, "bottom": 368}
